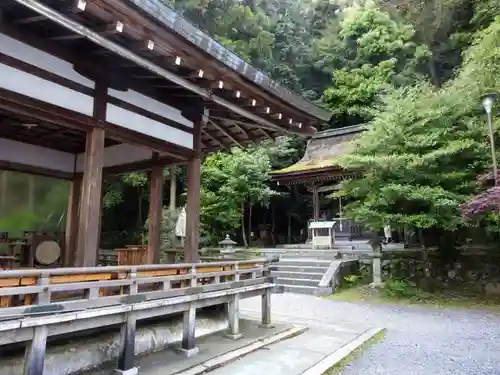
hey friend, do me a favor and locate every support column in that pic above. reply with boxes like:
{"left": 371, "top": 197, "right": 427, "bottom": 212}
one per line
{"left": 226, "top": 294, "right": 242, "bottom": 339}
{"left": 370, "top": 233, "right": 384, "bottom": 288}
{"left": 312, "top": 185, "right": 319, "bottom": 221}
{"left": 23, "top": 326, "right": 48, "bottom": 375}
{"left": 260, "top": 288, "right": 273, "bottom": 328}
{"left": 75, "top": 128, "right": 105, "bottom": 267}
{"left": 178, "top": 305, "right": 199, "bottom": 357}
{"left": 169, "top": 168, "right": 177, "bottom": 211}
{"left": 115, "top": 313, "right": 138, "bottom": 375}
{"left": 75, "top": 81, "right": 107, "bottom": 267}
{"left": 147, "top": 164, "right": 164, "bottom": 264}
{"left": 64, "top": 176, "right": 82, "bottom": 267}
{"left": 184, "top": 117, "right": 203, "bottom": 264}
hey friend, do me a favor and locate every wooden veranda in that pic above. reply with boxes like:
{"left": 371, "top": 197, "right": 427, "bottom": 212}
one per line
{"left": 0, "top": 0, "right": 330, "bottom": 268}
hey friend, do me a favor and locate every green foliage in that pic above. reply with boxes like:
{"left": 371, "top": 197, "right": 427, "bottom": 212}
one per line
{"left": 335, "top": 16, "right": 500, "bottom": 240}
{"left": 319, "top": 1, "right": 428, "bottom": 127}
{"left": 200, "top": 146, "right": 278, "bottom": 245}
{"left": 383, "top": 279, "right": 419, "bottom": 299}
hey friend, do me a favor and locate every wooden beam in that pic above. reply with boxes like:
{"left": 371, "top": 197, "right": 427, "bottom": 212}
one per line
{"left": 147, "top": 162, "right": 164, "bottom": 264}
{"left": 64, "top": 175, "right": 82, "bottom": 267}
{"left": 208, "top": 119, "right": 243, "bottom": 148}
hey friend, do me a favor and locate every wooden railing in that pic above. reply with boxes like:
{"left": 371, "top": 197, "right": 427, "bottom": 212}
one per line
{"left": 0, "top": 259, "right": 276, "bottom": 374}
{"left": 0, "top": 259, "right": 270, "bottom": 317}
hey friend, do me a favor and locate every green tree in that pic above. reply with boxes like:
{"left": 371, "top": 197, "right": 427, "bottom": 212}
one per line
{"left": 319, "top": 2, "right": 428, "bottom": 128}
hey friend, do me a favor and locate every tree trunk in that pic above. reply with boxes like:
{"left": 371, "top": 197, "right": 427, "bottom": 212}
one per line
{"left": 270, "top": 202, "right": 276, "bottom": 247}
{"left": 427, "top": 58, "right": 441, "bottom": 88}
{"left": 138, "top": 187, "right": 143, "bottom": 243}
{"left": 248, "top": 203, "right": 253, "bottom": 247}
{"left": 287, "top": 212, "right": 292, "bottom": 244}
{"left": 241, "top": 202, "right": 248, "bottom": 247}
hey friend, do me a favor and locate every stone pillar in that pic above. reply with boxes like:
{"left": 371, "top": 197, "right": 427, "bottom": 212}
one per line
{"left": 370, "top": 232, "right": 384, "bottom": 287}
{"left": 178, "top": 305, "right": 198, "bottom": 357}
{"left": 64, "top": 176, "right": 82, "bottom": 267}
{"left": 147, "top": 164, "right": 164, "bottom": 264}
{"left": 23, "top": 326, "right": 48, "bottom": 375}
{"left": 226, "top": 294, "right": 243, "bottom": 339}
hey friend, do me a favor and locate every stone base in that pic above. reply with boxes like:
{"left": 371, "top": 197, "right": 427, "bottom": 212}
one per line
{"left": 369, "top": 281, "right": 385, "bottom": 288}
{"left": 225, "top": 332, "right": 243, "bottom": 340}
{"left": 113, "top": 368, "right": 139, "bottom": 375}
{"left": 259, "top": 323, "right": 274, "bottom": 329}
{"left": 176, "top": 346, "right": 200, "bottom": 358}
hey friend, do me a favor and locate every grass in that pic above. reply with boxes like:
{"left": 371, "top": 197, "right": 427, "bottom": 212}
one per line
{"left": 323, "top": 329, "right": 387, "bottom": 375}
{"left": 327, "top": 283, "right": 500, "bottom": 312}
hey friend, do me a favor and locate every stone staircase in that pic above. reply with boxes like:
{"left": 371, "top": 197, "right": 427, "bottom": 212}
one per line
{"left": 272, "top": 258, "right": 332, "bottom": 294}
{"left": 260, "top": 247, "right": 359, "bottom": 295}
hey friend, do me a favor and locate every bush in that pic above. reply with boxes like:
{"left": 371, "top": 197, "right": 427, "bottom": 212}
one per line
{"left": 383, "top": 279, "right": 418, "bottom": 299}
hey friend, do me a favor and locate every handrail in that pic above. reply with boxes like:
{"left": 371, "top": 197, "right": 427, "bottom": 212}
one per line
{"left": 0, "top": 258, "right": 271, "bottom": 278}
{"left": 0, "top": 259, "right": 274, "bottom": 318}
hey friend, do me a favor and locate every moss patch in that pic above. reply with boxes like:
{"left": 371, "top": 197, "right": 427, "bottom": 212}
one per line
{"left": 270, "top": 157, "right": 340, "bottom": 174}
{"left": 323, "top": 329, "right": 386, "bottom": 375}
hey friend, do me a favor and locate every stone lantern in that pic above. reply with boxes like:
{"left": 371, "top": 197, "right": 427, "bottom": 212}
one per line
{"left": 219, "top": 234, "right": 237, "bottom": 255}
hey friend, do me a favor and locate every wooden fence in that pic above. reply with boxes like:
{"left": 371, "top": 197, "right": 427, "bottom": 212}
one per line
{"left": 0, "top": 259, "right": 276, "bottom": 375}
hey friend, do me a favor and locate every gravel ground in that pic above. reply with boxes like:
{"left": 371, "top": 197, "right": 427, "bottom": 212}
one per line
{"left": 239, "top": 294, "right": 500, "bottom": 375}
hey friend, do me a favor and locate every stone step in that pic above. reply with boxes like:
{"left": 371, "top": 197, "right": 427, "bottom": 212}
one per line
{"left": 277, "top": 259, "right": 332, "bottom": 268}
{"left": 276, "top": 277, "right": 320, "bottom": 288}
{"left": 272, "top": 271, "right": 324, "bottom": 281}
{"left": 281, "top": 284, "right": 318, "bottom": 294}
{"left": 272, "top": 265, "right": 329, "bottom": 273}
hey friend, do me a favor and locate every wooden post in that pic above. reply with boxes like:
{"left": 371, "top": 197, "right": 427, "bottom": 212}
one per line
{"left": 23, "top": 326, "right": 48, "bottom": 375}
{"left": 115, "top": 313, "right": 138, "bottom": 375}
{"left": 169, "top": 168, "right": 176, "bottom": 211}
{"left": 75, "top": 81, "right": 107, "bottom": 267}
{"left": 178, "top": 305, "right": 198, "bottom": 357}
{"left": 1, "top": 170, "right": 8, "bottom": 210}
{"left": 64, "top": 176, "right": 82, "bottom": 267}
{"left": 184, "top": 118, "right": 203, "bottom": 264}
{"left": 115, "top": 270, "right": 138, "bottom": 374}
{"left": 226, "top": 294, "right": 242, "bottom": 339}
{"left": 312, "top": 185, "right": 319, "bottom": 221}
{"left": 260, "top": 288, "right": 273, "bottom": 328}
{"left": 147, "top": 164, "right": 164, "bottom": 264}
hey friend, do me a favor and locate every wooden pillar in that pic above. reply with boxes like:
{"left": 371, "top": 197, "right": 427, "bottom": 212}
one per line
{"left": 64, "top": 176, "right": 82, "bottom": 267}
{"left": 1, "top": 170, "right": 8, "bottom": 210}
{"left": 312, "top": 185, "right": 319, "bottom": 221}
{"left": 184, "top": 118, "right": 203, "bottom": 264}
{"left": 75, "top": 128, "right": 105, "bottom": 267}
{"left": 260, "top": 288, "right": 273, "bottom": 328}
{"left": 75, "top": 82, "right": 107, "bottom": 267}
{"left": 116, "top": 313, "right": 138, "bottom": 375}
{"left": 178, "top": 305, "right": 198, "bottom": 357}
{"left": 147, "top": 164, "right": 164, "bottom": 264}
{"left": 169, "top": 168, "right": 176, "bottom": 211}
{"left": 226, "top": 294, "right": 243, "bottom": 339}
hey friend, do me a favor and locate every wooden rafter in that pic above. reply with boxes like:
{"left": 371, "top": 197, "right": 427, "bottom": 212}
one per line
{"left": 208, "top": 119, "right": 243, "bottom": 148}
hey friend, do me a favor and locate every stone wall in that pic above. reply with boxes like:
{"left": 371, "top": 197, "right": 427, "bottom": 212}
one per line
{"left": 377, "top": 252, "right": 500, "bottom": 295}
